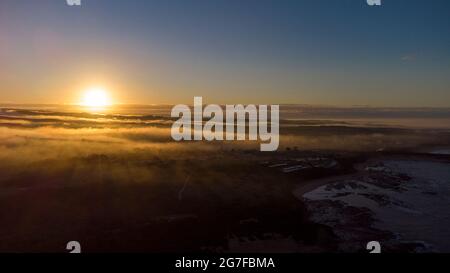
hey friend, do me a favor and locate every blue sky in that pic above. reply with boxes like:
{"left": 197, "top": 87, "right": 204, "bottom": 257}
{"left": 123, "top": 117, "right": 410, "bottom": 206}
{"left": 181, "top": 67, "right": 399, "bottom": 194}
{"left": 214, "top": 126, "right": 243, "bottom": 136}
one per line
{"left": 0, "top": 0, "right": 449, "bottom": 106}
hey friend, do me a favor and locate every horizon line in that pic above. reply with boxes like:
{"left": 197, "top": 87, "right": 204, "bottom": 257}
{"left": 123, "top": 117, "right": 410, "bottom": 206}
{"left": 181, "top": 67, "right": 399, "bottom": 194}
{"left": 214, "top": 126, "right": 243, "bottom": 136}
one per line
{"left": 1, "top": 102, "right": 450, "bottom": 110}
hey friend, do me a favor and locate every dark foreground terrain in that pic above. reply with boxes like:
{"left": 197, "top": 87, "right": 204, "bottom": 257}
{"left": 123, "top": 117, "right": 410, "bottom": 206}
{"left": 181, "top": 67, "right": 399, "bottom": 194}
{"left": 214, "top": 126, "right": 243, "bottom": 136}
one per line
{"left": 1, "top": 106, "right": 450, "bottom": 252}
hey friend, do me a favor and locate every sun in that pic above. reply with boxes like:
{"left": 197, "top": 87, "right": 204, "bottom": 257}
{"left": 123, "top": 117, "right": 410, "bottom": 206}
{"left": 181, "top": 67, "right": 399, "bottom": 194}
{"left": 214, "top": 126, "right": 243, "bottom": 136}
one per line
{"left": 81, "top": 87, "right": 112, "bottom": 107}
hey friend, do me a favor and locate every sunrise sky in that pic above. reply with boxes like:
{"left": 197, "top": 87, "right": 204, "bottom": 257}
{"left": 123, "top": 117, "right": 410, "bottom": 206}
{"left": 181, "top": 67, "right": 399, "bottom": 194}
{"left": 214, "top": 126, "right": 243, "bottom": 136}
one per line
{"left": 0, "top": 0, "right": 449, "bottom": 106}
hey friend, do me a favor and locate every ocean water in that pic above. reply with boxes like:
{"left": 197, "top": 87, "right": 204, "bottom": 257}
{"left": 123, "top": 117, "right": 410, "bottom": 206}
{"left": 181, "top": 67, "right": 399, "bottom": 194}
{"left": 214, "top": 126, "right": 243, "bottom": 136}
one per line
{"left": 304, "top": 159, "right": 450, "bottom": 252}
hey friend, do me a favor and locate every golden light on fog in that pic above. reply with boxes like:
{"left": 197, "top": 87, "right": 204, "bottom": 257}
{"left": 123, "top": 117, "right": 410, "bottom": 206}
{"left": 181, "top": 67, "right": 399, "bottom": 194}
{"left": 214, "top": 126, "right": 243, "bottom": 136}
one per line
{"left": 80, "top": 87, "right": 112, "bottom": 107}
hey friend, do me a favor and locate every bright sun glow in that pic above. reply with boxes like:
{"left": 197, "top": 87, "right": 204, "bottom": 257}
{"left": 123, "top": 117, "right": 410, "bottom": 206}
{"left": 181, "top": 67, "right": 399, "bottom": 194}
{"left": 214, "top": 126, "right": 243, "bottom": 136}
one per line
{"left": 81, "top": 88, "right": 112, "bottom": 107}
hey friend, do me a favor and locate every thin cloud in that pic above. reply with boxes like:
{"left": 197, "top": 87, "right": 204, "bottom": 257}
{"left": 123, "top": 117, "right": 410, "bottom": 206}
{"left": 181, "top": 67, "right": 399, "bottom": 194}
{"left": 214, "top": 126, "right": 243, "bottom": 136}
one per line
{"left": 401, "top": 54, "right": 417, "bottom": 62}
